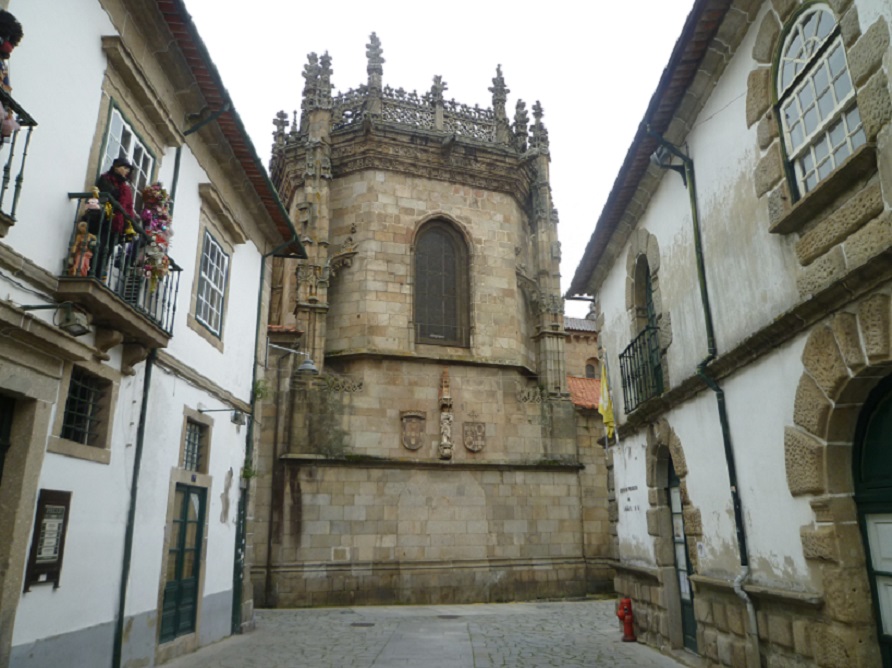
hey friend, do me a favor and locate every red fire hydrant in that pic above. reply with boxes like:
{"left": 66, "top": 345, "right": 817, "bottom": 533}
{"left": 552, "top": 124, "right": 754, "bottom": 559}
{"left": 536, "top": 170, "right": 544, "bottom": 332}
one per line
{"left": 616, "top": 597, "right": 636, "bottom": 642}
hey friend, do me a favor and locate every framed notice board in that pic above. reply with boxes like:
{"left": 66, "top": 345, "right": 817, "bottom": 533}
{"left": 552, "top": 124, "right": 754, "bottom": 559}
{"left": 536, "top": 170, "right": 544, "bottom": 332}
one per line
{"left": 24, "top": 489, "right": 72, "bottom": 591}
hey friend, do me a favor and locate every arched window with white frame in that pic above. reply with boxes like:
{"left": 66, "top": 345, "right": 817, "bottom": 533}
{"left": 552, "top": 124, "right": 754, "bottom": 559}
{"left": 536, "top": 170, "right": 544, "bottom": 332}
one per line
{"left": 776, "top": 5, "right": 866, "bottom": 197}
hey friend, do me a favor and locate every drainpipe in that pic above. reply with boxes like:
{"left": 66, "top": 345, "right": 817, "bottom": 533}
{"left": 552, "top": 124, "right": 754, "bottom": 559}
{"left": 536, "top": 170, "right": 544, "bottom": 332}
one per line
{"left": 112, "top": 349, "right": 156, "bottom": 668}
{"left": 231, "top": 234, "right": 304, "bottom": 633}
{"left": 648, "top": 129, "right": 760, "bottom": 666}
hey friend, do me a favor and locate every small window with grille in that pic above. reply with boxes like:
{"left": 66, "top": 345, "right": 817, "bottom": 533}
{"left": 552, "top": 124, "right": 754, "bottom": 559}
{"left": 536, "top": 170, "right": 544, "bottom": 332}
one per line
{"left": 60, "top": 368, "right": 109, "bottom": 447}
{"left": 182, "top": 420, "right": 205, "bottom": 472}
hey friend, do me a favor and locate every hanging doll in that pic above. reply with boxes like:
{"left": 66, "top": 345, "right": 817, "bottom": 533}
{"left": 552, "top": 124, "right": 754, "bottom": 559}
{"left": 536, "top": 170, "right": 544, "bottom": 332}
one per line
{"left": 0, "top": 11, "right": 23, "bottom": 142}
{"left": 67, "top": 221, "right": 97, "bottom": 277}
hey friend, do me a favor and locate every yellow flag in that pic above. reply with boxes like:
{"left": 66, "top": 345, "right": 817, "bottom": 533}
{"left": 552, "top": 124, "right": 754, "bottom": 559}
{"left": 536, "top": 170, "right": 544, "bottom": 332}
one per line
{"left": 598, "top": 360, "right": 615, "bottom": 439}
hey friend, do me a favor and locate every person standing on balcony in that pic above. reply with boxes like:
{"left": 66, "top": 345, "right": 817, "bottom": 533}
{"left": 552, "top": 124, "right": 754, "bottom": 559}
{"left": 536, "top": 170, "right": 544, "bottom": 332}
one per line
{"left": 93, "top": 158, "right": 136, "bottom": 279}
{"left": 0, "top": 10, "right": 23, "bottom": 141}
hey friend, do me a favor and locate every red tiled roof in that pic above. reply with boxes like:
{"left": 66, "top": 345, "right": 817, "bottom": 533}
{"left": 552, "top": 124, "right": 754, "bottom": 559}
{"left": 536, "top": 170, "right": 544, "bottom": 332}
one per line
{"left": 267, "top": 325, "right": 304, "bottom": 334}
{"left": 565, "top": 317, "right": 598, "bottom": 333}
{"left": 567, "top": 376, "right": 601, "bottom": 410}
{"left": 156, "top": 0, "right": 305, "bottom": 257}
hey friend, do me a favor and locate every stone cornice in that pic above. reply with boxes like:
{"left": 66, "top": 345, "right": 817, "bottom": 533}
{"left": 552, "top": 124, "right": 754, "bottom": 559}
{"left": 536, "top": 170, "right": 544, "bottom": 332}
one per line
{"left": 155, "top": 350, "right": 251, "bottom": 414}
{"left": 278, "top": 126, "right": 537, "bottom": 207}
{"left": 325, "top": 349, "right": 537, "bottom": 376}
{"left": 198, "top": 183, "right": 248, "bottom": 246}
{"left": 0, "top": 241, "right": 59, "bottom": 295}
{"left": 101, "top": 36, "right": 182, "bottom": 145}
{"left": 280, "top": 453, "right": 583, "bottom": 472}
{"left": 690, "top": 574, "right": 824, "bottom": 609}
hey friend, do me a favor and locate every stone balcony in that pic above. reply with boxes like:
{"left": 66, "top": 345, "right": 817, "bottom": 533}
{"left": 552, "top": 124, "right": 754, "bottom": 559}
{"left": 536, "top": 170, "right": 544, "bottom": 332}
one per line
{"left": 58, "top": 192, "right": 180, "bottom": 367}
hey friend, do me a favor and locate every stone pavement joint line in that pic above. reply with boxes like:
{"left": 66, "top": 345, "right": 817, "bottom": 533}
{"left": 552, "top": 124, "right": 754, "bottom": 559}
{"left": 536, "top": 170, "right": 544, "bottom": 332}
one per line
{"left": 163, "top": 599, "right": 689, "bottom": 668}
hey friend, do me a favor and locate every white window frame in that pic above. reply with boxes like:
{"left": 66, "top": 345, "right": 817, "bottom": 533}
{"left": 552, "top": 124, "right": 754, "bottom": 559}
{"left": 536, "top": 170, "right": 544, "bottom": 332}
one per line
{"left": 777, "top": 6, "right": 865, "bottom": 196}
{"left": 195, "top": 231, "right": 228, "bottom": 337}
{"left": 100, "top": 107, "right": 155, "bottom": 208}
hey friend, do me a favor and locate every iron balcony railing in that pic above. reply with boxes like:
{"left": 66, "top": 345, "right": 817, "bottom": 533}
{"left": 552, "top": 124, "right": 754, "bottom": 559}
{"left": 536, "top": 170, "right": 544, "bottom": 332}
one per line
{"left": 64, "top": 192, "right": 180, "bottom": 334}
{"left": 618, "top": 326, "right": 664, "bottom": 414}
{"left": 0, "top": 88, "right": 36, "bottom": 222}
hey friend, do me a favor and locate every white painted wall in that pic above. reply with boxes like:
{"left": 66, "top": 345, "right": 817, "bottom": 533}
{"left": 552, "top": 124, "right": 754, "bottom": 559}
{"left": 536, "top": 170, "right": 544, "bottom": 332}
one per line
{"left": 12, "top": 370, "right": 144, "bottom": 644}
{"left": 613, "top": 432, "right": 655, "bottom": 566}
{"left": 163, "top": 148, "right": 261, "bottom": 404}
{"left": 5, "top": 0, "right": 113, "bottom": 275}
{"left": 6, "top": 0, "right": 267, "bottom": 656}
{"left": 594, "top": 0, "right": 879, "bottom": 596}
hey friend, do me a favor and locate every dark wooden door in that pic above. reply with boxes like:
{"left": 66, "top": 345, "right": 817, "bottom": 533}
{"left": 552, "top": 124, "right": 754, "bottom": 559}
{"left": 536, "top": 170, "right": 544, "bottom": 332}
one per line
{"left": 856, "top": 376, "right": 892, "bottom": 666}
{"left": 160, "top": 484, "right": 206, "bottom": 642}
{"left": 669, "top": 463, "right": 697, "bottom": 652}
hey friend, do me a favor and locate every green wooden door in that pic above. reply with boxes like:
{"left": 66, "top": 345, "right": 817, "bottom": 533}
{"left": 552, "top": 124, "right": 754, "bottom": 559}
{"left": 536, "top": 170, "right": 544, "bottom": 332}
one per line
{"left": 669, "top": 463, "right": 697, "bottom": 652}
{"left": 160, "top": 484, "right": 206, "bottom": 643}
{"left": 856, "top": 376, "right": 892, "bottom": 666}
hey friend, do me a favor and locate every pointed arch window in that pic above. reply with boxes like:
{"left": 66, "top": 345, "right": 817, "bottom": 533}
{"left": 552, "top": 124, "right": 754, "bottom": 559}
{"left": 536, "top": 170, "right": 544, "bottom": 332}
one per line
{"left": 777, "top": 5, "right": 865, "bottom": 197}
{"left": 414, "top": 221, "right": 469, "bottom": 347}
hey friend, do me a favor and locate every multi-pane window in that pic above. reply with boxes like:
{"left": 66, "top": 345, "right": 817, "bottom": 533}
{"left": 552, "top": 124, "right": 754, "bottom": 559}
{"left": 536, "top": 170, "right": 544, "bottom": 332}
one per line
{"left": 101, "top": 107, "right": 155, "bottom": 209}
{"left": 183, "top": 421, "right": 205, "bottom": 472}
{"left": 195, "top": 231, "right": 229, "bottom": 337}
{"left": 777, "top": 6, "right": 865, "bottom": 196}
{"left": 60, "top": 368, "right": 107, "bottom": 447}
{"left": 414, "top": 221, "right": 469, "bottom": 346}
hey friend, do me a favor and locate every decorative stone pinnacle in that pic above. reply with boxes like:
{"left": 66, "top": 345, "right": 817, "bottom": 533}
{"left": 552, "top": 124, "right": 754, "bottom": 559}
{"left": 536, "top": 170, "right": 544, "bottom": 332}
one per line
{"left": 430, "top": 75, "right": 448, "bottom": 105}
{"left": 319, "top": 51, "right": 333, "bottom": 108}
{"left": 301, "top": 52, "right": 321, "bottom": 128}
{"left": 489, "top": 64, "right": 509, "bottom": 109}
{"left": 530, "top": 100, "right": 550, "bottom": 151}
{"left": 366, "top": 32, "right": 384, "bottom": 77}
{"left": 513, "top": 99, "right": 529, "bottom": 152}
{"left": 273, "top": 110, "right": 288, "bottom": 137}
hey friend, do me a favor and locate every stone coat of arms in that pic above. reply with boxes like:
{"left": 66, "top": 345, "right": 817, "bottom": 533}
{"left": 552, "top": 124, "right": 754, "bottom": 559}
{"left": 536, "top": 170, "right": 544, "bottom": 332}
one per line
{"left": 400, "top": 411, "right": 426, "bottom": 451}
{"left": 463, "top": 422, "right": 486, "bottom": 452}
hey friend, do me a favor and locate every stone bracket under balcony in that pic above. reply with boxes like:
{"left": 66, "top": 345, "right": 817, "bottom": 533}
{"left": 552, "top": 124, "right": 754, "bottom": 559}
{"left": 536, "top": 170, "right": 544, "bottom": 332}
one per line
{"left": 55, "top": 277, "right": 170, "bottom": 352}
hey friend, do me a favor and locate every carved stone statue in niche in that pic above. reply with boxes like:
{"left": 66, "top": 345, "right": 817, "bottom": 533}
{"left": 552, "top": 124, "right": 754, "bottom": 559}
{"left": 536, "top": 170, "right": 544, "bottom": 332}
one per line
{"left": 438, "top": 368, "right": 453, "bottom": 460}
{"left": 439, "top": 412, "right": 454, "bottom": 460}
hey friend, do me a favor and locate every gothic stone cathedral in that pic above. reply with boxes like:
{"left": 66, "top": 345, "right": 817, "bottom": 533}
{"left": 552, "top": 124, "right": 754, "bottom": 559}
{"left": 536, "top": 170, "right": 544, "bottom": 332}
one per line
{"left": 253, "top": 34, "right": 611, "bottom": 607}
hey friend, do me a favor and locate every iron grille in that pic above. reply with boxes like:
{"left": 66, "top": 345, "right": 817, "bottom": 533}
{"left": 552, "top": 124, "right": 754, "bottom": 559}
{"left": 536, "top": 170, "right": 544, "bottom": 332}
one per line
{"left": 61, "top": 368, "right": 106, "bottom": 446}
{"left": 618, "top": 326, "right": 664, "bottom": 413}
{"left": 183, "top": 421, "right": 203, "bottom": 472}
{"left": 64, "top": 193, "right": 182, "bottom": 336}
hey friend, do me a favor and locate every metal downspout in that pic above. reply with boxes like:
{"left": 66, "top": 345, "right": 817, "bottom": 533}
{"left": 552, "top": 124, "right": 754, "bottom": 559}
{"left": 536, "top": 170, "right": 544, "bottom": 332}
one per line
{"left": 112, "top": 349, "right": 156, "bottom": 668}
{"left": 232, "top": 235, "right": 303, "bottom": 633}
{"left": 650, "top": 130, "right": 760, "bottom": 666}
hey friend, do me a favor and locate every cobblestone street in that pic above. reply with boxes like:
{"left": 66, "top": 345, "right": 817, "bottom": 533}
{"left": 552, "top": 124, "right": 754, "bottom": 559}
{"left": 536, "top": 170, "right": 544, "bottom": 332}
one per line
{"left": 164, "top": 599, "right": 689, "bottom": 668}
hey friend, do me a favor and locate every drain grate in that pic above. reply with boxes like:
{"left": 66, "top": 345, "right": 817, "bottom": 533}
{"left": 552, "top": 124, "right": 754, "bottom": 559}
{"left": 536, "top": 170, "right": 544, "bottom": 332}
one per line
{"left": 437, "top": 615, "right": 461, "bottom": 619}
{"left": 351, "top": 622, "right": 375, "bottom": 627}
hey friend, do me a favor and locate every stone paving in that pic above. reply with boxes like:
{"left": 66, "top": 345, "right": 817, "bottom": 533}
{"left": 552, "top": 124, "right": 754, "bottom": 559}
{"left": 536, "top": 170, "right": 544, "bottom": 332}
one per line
{"left": 164, "top": 598, "right": 689, "bottom": 668}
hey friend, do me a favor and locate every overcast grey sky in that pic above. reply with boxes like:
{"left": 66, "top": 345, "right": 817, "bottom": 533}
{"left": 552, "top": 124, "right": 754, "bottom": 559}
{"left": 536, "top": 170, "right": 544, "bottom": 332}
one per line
{"left": 184, "top": 1, "right": 692, "bottom": 317}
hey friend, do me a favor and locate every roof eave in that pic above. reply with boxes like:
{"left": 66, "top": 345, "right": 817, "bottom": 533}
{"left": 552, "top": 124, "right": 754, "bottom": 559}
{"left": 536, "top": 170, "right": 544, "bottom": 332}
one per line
{"left": 157, "top": 0, "right": 306, "bottom": 258}
{"left": 567, "top": 0, "right": 734, "bottom": 297}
